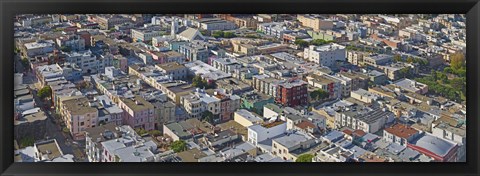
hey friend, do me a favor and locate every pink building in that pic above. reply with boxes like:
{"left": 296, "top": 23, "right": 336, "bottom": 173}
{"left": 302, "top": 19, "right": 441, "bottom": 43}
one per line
{"left": 60, "top": 96, "right": 98, "bottom": 140}
{"left": 118, "top": 96, "right": 155, "bottom": 131}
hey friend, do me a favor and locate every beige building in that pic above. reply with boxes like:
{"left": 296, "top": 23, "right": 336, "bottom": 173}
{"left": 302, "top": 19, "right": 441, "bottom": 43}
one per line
{"left": 297, "top": 14, "right": 334, "bottom": 31}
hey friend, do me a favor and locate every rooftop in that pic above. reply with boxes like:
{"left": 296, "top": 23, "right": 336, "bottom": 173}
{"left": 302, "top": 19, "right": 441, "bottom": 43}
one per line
{"left": 120, "top": 95, "right": 154, "bottom": 112}
{"left": 156, "top": 62, "right": 186, "bottom": 72}
{"left": 409, "top": 133, "right": 457, "bottom": 157}
{"left": 62, "top": 96, "right": 98, "bottom": 115}
{"left": 34, "top": 139, "right": 63, "bottom": 161}
{"left": 384, "top": 123, "right": 419, "bottom": 139}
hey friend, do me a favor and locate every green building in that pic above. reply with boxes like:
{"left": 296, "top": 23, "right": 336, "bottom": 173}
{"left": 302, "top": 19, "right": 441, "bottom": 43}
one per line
{"left": 241, "top": 92, "right": 274, "bottom": 115}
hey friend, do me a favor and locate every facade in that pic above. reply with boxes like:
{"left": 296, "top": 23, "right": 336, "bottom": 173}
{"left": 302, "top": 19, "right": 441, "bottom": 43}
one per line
{"left": 247, "top": 121, "right": 287, "bottom": 146}
{"left": 334, "top": 108, "right": 393, "bottom": 133}
{"left": 383, "top": 123, "right": 421, "bottom": 146}
{"left": 117, "top": 96, "right": 156, "bottom": 131}
{"left": 195, "top": 18, "right": 237, "bottom": 31}
{"left": 24, "top": 40, "right": 55, "bottom": 57}
{"left": 271, "top": 131, "right": 316, "bottom": 161}
{"left": 155, "top": 62, "right": 188, "bottom": 80}
{"left": 275, "top": 79, "right": 308, "bottom": 107}
{"left": 304, "top": 43, "right": 346, "bottom": 67}
{"left": 59, "top": 96, "right": 99, "bottom": 140}
{"left": 234, "top": 109, "right": 263, "bottom": 127}
{"left": 178, "top": 43, "right": 209, "bottom": 63}
{"left": 65, "top": 50, "right": 112, "bottom": 74}
{"left": 297, "top": 14, "right": 334, "bottom": 31}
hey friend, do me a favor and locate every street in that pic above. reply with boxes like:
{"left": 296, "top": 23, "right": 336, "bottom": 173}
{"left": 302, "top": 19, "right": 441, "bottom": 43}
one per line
{"left": 16, "top": 53, "right": 87, "bottom": 162}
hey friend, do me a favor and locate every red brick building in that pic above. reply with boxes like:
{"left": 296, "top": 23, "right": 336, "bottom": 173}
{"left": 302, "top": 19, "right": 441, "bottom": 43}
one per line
{"left": 275, "top": 79, "right": 308, "bottom": 107}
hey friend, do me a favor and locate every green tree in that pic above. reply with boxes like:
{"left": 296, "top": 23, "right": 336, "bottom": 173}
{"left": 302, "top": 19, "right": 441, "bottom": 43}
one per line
{"left": 393, "top": 54, "right": 402, "bottom": 62}
{"left": 406, "top": 57, "right": 414, "bottom": 63}
{"left": 295, "top": 154, "right": 314, "bottom": 162}
{"left": 201, "top": 111, "right": 214, "bottom": 124}
{"left": 310, "top": 39, "right": 328, "bottom": 46}
{"left": 245, "top": 34, "right": 259, "bottom": 39}
{"left": 443, "top": 67, "right": 453, "bottom": 74}
{"left": 310, "top": 89, "right": 329, "bottom": 100}
{"left": 223, "top": 32, "right": 236, "bottom": 38}
{"left": 171, "top": 140, "right": 188, "bottom": 153}
{"left": 212, "top": 31, "right": 224, "bottom": 38}
{"left": 19, "top": 137, "right": 35, "bottom": 148}
{"left": 294, "top": 39, "right": 309, "bottom": 48}
{"left": 135, "top": 128, "right": 148, "bottom": 136}
{"left": 450, "top": 53, "right": 465, "bottom": 71}
{"left": 192, "top": 75, "right": 204, "bottom": 88}
{"left": 37, "top": 85, "right": 52, "bottom": 100}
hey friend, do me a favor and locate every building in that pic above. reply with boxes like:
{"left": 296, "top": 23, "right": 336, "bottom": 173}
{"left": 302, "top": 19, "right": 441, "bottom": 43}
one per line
{"left": 271, "top": 131, "right": 316, "bottom": 161}
{"left": 350, "top": 89, "right": 379, "bottom": 104}
{"left": 335, "top": 108, "right": 394, "bottom": 133}
{"left": 176, "top": 28, "right": 205, "bottom": 42}
{"left": 94, "top": 15, "right": 132, "bottom": 29}
{"left": 247, "top": 121, "right": 287, "bottom": 146}
{"left": 151, "top": 50, "right": 185, "bottom": 64}
{"left": 363, "top": 54, "right": 393, "bottom": 67}
{"left": 392, "top": 78, "right": 429, "bottom": 95}
{"left": 94, "top": 95, "right": 124, "bottom": 126}
{"left": 297, "top": 14, "right": 334, "bottom": 31}
{"left": 65, "top": 50, "right": 112, "bottom": 74}
{"left": 118, "top": 96, "right": 156, "bottom": 131}
{"left": 185, "top": 60, "right": 231, "bottom": 82}
{"left": 303, "top": 43, "right": 346, "bottom": 67}
{"left": 210, "top": 90, "right": 241, "bottom": 123}
{"left": 211, "top": 58, "right": 242, "bottom": 74}
{"left": 195, "top": 18, "right": 237, "bottom": 31}
{"left": 15, "top": 139, "right": 74, "bottom": 162}
{"left": 24, "top": 40, "right": 55, "bottom": 57}
{"left": 306, "top": 74, "right": 342, "bottom": 99}
{"left": 241, "top": 91, "right": 274, "bottom": 115}
{"left": 234, "top": 109, "right": 263, "bottom": 127}
{"left": 131, "top": 27, "right": 163, "bottom": 43}
{"left": 257, "top": 22, "right": 292, "bottom": 39}
{"left": 431, "top": 116, "right": 466, "bottom": 161}
{"left": 407, "top": 133, "right": 458, "bottom": 162}
{"left": 180, "top": 88, "right": 220, "bottom": 119}
{"left": 151, "top": 100, "right": 176, "bottom": 130}
{"left": 163, "top": 118, "right": 214, "bottom": 141}
{"left": 56, "top": 35, "right": 86, "bottom": 52}
{"left": 383, "top": 123, "right": 421, "bottom": 146}
{"left": 178, "top": 43, "right": 209, "bottom": 62}
{"left": 59, "top": 96, "right": 99, "bottom": 140}
{"left": 275, "top": 79, "right": 308, "bottom": 107}
{"left": 84, "top": 123, "right": 120, "bottom": 162}
{"left": 155, "top": 62, "right": 188, "bottom": 80}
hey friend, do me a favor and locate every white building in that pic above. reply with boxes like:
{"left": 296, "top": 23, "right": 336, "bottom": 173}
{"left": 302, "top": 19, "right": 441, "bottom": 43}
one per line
{"left": 247, "top": 121, "right": 287, "bottom": 146}
{"left": 350, "top": 88, "right": 379, "bottom": 104}
{"left": 303, "top": 43, "right": 346, "bottom": 67}
{"left": 24, "top": 40, "right": 55, "bottom": 57}
{"left": 65, "top": 50, "right": 112, "bottom": 74}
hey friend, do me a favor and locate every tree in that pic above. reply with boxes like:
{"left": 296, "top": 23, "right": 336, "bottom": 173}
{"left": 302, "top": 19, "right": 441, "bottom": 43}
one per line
{"left": 171, "top": 140, "right": 187, "bottom": 153}
{"left": 223, "top": 32, "right": 236, "bottom": 38}
{"left": 148, "top": 130, "right": 162, "bottom": 137}
{"left": 310, "top": 39, "right": 328, "bottom": 46}
{"left": 37, "top": 85, "right": 52, "bottom": 100}
{"left": 201, "top": 111, "right": 214, "bottom": 124}
{"left": 109, "top": 28, "right": 116, "bottom": 32}
{"left": 294, "top": 39, "right": 309, "bottom": 48}
{"left": 393, "top": 54, "right": 402, "bottom": 63}
{"left": 450, "top": 53, "right": 465, "bottom": 71}
{"left": 192, "top": 75, "right": 204, "bottom": 88}
{"left": 245, "top": 34, "right": 259, "bottom": 39}
{"left": 21, "top": 57, "right": 30, "bottom": 70}
{"left": 19, "top": 137, "right": 35, "bottom": 148}
{"left": 295, "top": 154, "right": 314, "bottom": 162}
{"left": 212, "top": 31, "right": 224, "bottom": 38}
{"left": 443, "top": 67, "right": 453, "bottom": 74}
{"left": 135, "top": 128, "right": 148, "bottom": 136}
{"left": 406, "top": 57, "right": 414, "bottom": 63}
{"left": 310, "top": 89, "right": 329, "bottom": 100}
